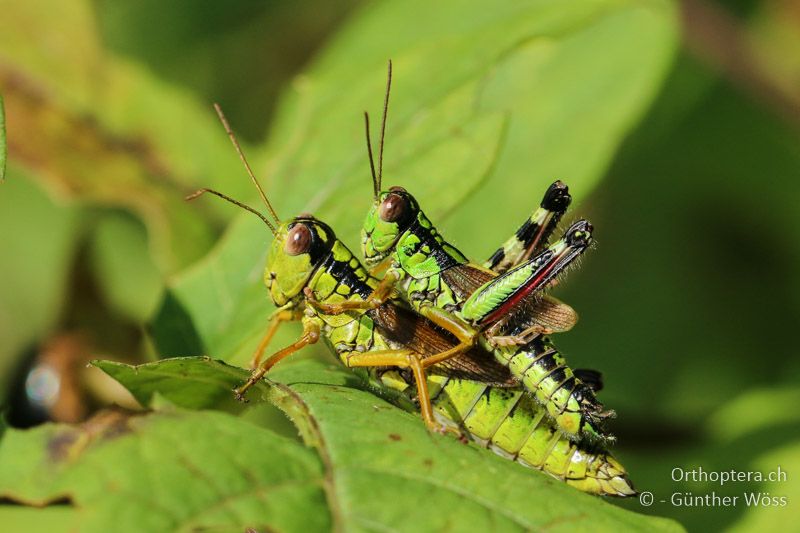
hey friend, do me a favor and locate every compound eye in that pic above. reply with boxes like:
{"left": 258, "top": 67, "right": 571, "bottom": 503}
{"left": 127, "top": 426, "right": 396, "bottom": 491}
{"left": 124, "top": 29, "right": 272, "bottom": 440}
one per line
{"left": 285, "top": 224, "right": 312, "bottom": 256}
{"left": 379, "top": 193, "right": 406, "bottom": 222}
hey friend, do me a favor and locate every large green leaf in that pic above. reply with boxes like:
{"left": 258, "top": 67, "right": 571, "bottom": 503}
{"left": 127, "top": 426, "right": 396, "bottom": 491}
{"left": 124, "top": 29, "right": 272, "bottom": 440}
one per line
{"left": 0, "top": 404, "right": 329, "bottom": 533}
{"left": 0, "top": 93, "right": 5, "bottom": 180}
{"left": 87, "top": 356, "right": 683, "bottom": 532}
{"left": 157, "top": 0, "right": 678, "bottom": 366}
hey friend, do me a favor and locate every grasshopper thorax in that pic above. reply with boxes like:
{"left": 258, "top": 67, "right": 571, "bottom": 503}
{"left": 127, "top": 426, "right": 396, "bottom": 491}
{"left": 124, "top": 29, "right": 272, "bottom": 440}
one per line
{"left": 265, "top": 216, "right": 336, "bottom": 306}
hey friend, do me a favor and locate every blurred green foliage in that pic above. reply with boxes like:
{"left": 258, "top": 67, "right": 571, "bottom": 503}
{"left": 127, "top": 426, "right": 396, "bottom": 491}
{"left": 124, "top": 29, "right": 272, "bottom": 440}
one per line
{"left": 0, "top": 173, "right": 81, "bottom": 394}
{"left": 557, "top": 50, "right": 800, "bottom": 530}
{"left": 94, "top": 0, "right": 361, "bottom": 143}
{"left": 0, "top": 94, "right": 5, "bottom": 179}
{"left": 1, "top": 0, "right": 798, "bottom": 531}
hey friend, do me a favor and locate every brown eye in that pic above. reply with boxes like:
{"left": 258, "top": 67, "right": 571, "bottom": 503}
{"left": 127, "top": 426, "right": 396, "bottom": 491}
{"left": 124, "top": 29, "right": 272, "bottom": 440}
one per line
{"left": 380, "top": 193, "right": 406, "bottom": 222}
{"left": 285, "top": 224, "right": 312, "bottom": 256}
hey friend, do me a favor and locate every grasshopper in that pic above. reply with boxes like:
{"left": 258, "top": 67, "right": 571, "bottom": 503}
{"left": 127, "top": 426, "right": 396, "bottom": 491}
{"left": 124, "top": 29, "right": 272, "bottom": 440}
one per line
{"left": 361, "top": 183, "right": 612, "bottom": 442}
{"left": 327, "top": 64, "right": 612, "bottom": 441}
{"left": 186, "top": 106, "right": 634, "bottom": 496}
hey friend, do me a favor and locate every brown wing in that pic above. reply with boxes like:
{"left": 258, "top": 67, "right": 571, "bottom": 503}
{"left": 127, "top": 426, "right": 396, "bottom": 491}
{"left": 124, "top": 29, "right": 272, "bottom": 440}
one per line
{"left": 525, "top": 295, "right": 578, "bottom": 333}
{"left": 435, "top": 348, "right": 518, "bottom": 386}
{"left": 369, "top": 303, "right": 517, "bottom": 387}
{"left": 441, "top": 264, "right": 495, "bottom": 300}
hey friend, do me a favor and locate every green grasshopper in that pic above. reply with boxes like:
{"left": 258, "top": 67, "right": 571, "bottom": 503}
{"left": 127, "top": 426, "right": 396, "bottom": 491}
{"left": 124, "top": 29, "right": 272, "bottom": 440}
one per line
{"left": 361, "top": 184, "right": 611, "bottom": 442}
{"left": 326, "top": 64, "right": 612, "bottom": 442}
{"left": 185, "top": 107, "right": 634, "bottom": 496}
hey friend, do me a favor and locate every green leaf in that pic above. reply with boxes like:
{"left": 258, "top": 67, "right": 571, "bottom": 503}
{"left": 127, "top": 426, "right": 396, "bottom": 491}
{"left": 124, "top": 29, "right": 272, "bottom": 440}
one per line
{"left": 91, "top": 357, "right": 257, "bottom": 413}
{"left": 707, "top": 387, "right": 800, "bottom": 444}
{"left": 88, "top": 213, "right": 164, "bottom": 323}
{"left": 0, "top": 93, "right": 6, "bottom": 180}
{"left": 0, "top": 172, "right": 81, "bottom": 396}
{"left": 727, "top": 440, "right": 800, "bottom": 532}
{"left": 90, "top": 356, "right": 683, "bottom": 532}
{"left": 157, "top": 0, "right": 679, "bottom": 364}
{"left": 0, "top": 506, "right": 78, "bottom": 533}
{"left": 0, "top": 406, "right": 329, "bottom": 533}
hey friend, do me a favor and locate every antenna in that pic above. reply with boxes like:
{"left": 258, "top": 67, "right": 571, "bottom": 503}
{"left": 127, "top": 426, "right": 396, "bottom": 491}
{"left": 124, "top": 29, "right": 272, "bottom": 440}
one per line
{"left": 365, "top": 112, "right": 379, "bottom": 198}
{"left": 377, "top": 59, "right": 392, "bottom": 186}
{"left": 186, "top": 188, "right": 276, "bottom": 234}
{"left": 364, "top": 60, "right": 393, "bottom": 199}
{"left": 213, "top": 103, "right": 280, "bottom": 224}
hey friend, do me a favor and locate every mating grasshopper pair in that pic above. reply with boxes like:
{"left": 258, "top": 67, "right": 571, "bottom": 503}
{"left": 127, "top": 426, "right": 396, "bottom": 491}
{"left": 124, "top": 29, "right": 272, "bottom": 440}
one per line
{"left": 187, "top": 66, "right": 633, "bottom": 496}
{"left": 304, "top": 63, "right": 612, "bottom": 443}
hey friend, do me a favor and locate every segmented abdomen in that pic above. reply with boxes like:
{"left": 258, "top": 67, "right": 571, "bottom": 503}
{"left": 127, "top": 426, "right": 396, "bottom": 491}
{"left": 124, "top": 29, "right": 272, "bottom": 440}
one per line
{"left": 489, "top": 336, "right": 612, "bottom": 442}
{"left": 323, "top": 312, "right": 630, "bottom": 496}
{"left": 419, "top": 373, "right": 633, "bottom": 496}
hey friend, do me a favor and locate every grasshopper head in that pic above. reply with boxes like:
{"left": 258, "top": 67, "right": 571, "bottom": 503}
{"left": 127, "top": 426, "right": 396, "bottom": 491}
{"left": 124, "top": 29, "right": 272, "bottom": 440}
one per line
{"left": 361, "top": 186, "right": 419, "bottom": 267}
{"left": 265, "top": 215, "right": 336, "bottom": 306}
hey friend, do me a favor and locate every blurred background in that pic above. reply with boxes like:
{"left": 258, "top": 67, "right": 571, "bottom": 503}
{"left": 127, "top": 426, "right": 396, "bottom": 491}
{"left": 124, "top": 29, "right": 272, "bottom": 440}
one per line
{"left": 1, "top": 0, "right": 798, "bottom": 531}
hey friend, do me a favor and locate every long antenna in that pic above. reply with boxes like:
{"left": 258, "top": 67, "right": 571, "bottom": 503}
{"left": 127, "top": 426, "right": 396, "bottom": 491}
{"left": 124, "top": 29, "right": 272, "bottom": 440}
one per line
{"left": 365, "top": 112, "right": 379, "bottom": 198}
{"left": 187, "top": 188, "right": 276, "bottom": 234}
{"left": 364, "top": 60, "right": 393, "bottom": 198}
{"left": 213, "top": 103, "right": 280, "bottom": 224}
{"left": 377, "top": 59, "right": 392, "bottom": 189}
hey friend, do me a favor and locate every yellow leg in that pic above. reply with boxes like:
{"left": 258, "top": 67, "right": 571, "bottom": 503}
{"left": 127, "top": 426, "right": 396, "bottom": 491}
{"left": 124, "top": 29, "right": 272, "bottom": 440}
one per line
{"left": 367, "top": 258, "right": 391, "bottom": 278}
{"left": 303, "top": 270, "right": 400, "bottom": 314}
{"left": 234, "top": 320, "right": 321, "bottom": 401}
{"left": 345, "top": 349, "right": 454, "bottom": 434}
{"left": 419, "top": 305, "right": 478, "bottom": 345}
{"left": 415, "top": 306, "right": 479, "bottom": 367}
{"left": 419, "top": 341, "right": 473, "bottom": 369}
{"left": 250, "top": 310, "right": 298, "bottom": 369}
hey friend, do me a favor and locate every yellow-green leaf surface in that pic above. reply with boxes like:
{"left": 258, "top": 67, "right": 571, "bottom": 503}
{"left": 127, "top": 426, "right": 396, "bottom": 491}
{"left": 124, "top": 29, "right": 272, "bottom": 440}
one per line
{"left": 89, "top": 357, "right": 684, "bottom": 532}
{"left": 0, "top": 93, "right": 6, "bottom": 180}
{"left": 0, "top": 406, "right": 329, "bottom": 533}
{"left": 0, "top": 507, "right": 77, "bottom": 533}
{"left": 159, "top": 0, "right": 678, "bottom": 366}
